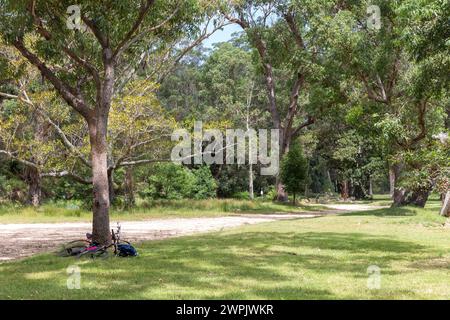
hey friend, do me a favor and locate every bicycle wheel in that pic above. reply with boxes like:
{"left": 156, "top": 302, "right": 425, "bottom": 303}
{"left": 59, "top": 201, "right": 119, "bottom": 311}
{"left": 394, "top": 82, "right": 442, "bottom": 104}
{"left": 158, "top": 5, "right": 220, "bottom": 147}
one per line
{"left": 91, "top": 248, "right": 109, "bottom": 259}
{"left": 66, "top": 239, "right": 91, "bottom": 245}
{"left": 57, "top": 240, "right": 90, "bottom": 257}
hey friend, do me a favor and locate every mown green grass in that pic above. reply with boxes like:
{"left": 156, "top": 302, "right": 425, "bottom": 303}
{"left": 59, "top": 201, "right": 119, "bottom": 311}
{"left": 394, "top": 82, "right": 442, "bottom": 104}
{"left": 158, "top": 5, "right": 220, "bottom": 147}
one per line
{"left": 0, "top": 199, "right": 326, "bottom": 224}
{"left": 0, "top": 201, "right": 448, "bottom": 299}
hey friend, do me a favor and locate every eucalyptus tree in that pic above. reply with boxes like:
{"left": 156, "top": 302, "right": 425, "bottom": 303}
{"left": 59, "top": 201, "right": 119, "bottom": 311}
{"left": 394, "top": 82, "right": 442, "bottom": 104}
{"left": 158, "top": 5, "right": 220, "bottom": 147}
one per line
{"left": 219, "top": 0, "right": 320, "bottom": 201}
{"left": 0, "top": 0, "right": 223, "bottom": 244}
{"left": 197, "top": 42, "right": 269, "bottom": 198}
{"left": 1, "top": 73, "right": 177, "bottom": 208}
{"left": 159, "top": 41, "right": 271, "bottom": 198}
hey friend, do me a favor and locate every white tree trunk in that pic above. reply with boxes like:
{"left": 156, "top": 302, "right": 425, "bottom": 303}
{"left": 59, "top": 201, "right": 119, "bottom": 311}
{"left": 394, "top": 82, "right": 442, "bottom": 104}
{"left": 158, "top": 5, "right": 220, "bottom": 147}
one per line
{"left": 389, "top": 165, "right": 395, "bottom": 197}
{"left": 249, "top": 163, "right": 254, "bottom": 200}
{"left": 440, "top": 191, "right": 450, "bottom": 217}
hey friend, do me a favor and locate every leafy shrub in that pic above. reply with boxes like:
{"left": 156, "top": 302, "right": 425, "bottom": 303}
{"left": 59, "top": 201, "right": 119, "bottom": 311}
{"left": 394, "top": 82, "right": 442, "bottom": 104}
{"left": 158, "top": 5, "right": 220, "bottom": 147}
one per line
{"left": 280, "top": 141, "right": 309, "bottom": 202}
{"left": 191, "top": 166, "right": 217, "bottom": 199}
{"left": 231, "top": 191, "right": 250, "bottom": 200}
{"left": 0, "top": 174, "right": 27, "bottom": 203}
{"left": 264, "top": 186, "right": 277, "bottom": 201}
{"left": 139, "top": 163, "right": 217, "bottom": 200}
{"left": 45, "top": 177, "right": 92, "bottom": 208}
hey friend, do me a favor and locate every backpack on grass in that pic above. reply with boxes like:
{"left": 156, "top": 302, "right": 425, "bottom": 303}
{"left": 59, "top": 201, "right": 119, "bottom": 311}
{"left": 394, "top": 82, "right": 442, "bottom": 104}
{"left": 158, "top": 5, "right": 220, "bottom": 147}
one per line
{"left": 117, "top": 244, "right": 138, "bottom": 257}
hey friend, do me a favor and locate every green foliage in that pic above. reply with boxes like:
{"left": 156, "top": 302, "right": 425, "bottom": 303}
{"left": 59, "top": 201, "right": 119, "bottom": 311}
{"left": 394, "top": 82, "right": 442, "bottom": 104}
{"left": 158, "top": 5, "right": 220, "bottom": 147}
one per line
{"left": 45, "top": 177, "right": 92, "bottom": 207}
{"left": 280, "top": 141, "right": 308, "bottom": 200}
{"left": 140, "top": 163, "right": 217, "bottom": 200}
{"left": 141, "top": 163, "right": 194, "bottom": 200}
{"left": 308, "top": 156, "right": 333, "bottom": 194}
{"left": 400, "top": 139, "right": 450, "bottom": 194}
{"left": 1, "top": 0, "right": 448, "bottom": 208}
{"left": 265, "top": 186, "right": 278, "bottom": 201}
{"left": 0, "top": 173, "right": 27, "bottom": 202}
{"left": 190, "top": 165, "right": 218, "bottom": 199}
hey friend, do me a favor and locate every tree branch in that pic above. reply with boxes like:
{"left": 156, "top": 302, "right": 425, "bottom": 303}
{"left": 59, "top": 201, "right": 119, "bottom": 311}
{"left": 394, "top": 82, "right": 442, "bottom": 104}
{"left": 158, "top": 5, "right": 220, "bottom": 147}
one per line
{"left": 292, "top": 115, "right": 316, "bottom": 138}
{"left": 0, "top": 150, "right": 39, "bottom": 169}
{"left": 283, "top": 10, "right": 305, "bottom": 50}
{"left": 113, "top": 0, "right": 156, "bottom": 61}
{"left": 284, "top": 72, "right": 305, "bottom": 136}
{"left": 0, "top": 90, "right": 91, "bottom": 168}
{"left": 81, "top": 16, "right": 108, "bottom": 48}
{"left": 157, "top": 18, "right": 232, "bottom": 83}
{"left": 116, "top": 158, "right": 171, "bottom": 168}
{"left": 12, "top": 38, "right": 91, "bottom": 119}
{"left": 26, "top": 1, "right": 102, "bottom": 92}
{"left": 41, "top": 171, "right": 92, "bottom": 184}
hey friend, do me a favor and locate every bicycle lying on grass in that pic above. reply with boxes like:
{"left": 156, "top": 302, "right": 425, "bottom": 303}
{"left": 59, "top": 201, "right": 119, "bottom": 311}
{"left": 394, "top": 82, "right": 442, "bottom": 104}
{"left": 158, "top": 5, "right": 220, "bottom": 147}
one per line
{"left": 58, "top": 222, "right": 138, "bottom": 258}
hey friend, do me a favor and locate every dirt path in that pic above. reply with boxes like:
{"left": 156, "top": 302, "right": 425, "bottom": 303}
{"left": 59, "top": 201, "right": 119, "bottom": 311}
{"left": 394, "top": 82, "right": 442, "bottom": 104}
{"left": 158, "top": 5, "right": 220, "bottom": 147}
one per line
{"left": 0, "top": 204, "right": 381, "bottom": 261}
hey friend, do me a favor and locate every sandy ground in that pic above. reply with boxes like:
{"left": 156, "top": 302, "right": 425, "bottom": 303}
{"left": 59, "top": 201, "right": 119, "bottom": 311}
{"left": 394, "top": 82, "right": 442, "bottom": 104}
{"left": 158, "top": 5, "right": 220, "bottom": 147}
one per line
{"left": 0, "top": 204, "right": 381, "bottom": 261}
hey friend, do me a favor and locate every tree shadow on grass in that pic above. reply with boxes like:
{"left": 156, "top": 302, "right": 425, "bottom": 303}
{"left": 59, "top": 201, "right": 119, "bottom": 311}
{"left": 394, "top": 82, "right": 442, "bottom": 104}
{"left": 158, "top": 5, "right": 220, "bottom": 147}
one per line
{"left": 0, "top": 229, "right": 435, "bottom": 299}
{"left": 340, "top": 207, "right": 417, "bottom": 217}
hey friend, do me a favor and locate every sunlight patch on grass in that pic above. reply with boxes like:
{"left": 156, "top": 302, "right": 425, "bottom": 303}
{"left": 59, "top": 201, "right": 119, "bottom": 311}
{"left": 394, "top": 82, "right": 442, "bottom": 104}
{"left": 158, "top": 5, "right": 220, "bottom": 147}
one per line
{"left": 24, "top": 270, "right": 62, "bottom": 280}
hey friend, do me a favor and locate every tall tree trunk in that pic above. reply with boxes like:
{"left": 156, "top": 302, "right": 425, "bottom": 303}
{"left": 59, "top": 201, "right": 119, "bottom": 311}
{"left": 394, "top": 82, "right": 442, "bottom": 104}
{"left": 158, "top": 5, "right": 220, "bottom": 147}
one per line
{"left": 124, "top": 166, "right": 135, "bottom": 208}
{"left": 369, "top": 176, "right": 373, "bottom": 197}
{"left": 392, "top": 189, "right": 408, "bottom": 206}
{"left": 391, "top": 163, "right": 408, "bottom": 207}
{"left": 89, "top": 118, "right": 111, "bottom": 245}
{"left": 341, "top": 180, "right": 349, "bottom": 201}
{"left": 408, "top": 189, "right": 431, "bottom": 208}
{"left": 108, "top": 168, "right": 115, "bottom": 205}
{"left": 246, "top": 82, "right": 254, "bottom": 201}
{"left": 88, "top": 51, "right": 114, "bottom": 245}
{"left": 25, "top": 166, "right": 41, "bottom": 207}
{"left": 248, "top": 163, "right": 254, "bottom": 200}
{"left": 440, "top": 191, "right": 450, "bottom": 217}
{"left": 389, "top": 165, "right": 396, "bottom": 197}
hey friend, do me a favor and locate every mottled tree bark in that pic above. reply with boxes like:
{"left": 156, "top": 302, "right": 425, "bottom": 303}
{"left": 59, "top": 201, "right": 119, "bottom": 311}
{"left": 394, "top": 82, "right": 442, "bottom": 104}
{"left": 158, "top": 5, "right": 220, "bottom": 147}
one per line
{"left": 25, "top": 167, "right": 41, "bottom": 207}
{"left": 276, "top": 177, "right": 288, "bottom": 202}
{"left": 89, "top": 114, "right": 111, "bottom": 245}
{"left": 407, "top": 189, "right": 431, "bottom": 208}
{"left": 391, "top": 163, "right": 408, "bottom": 207}
{"left": 440, "top": 191, "right": 450, "bottom": 217}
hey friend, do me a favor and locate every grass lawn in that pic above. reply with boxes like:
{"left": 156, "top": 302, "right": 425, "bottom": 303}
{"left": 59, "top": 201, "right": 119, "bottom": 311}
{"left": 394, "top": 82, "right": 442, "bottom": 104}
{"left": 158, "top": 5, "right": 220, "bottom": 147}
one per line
{"left": 0, "top": 199, "right": 326, "bottom": 224}
{"left": 0, "top": 199, "right": 449, "bottom": 299}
